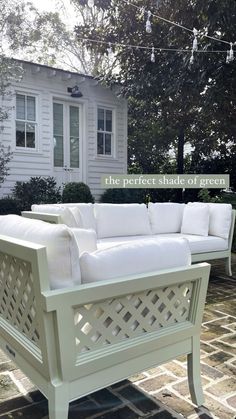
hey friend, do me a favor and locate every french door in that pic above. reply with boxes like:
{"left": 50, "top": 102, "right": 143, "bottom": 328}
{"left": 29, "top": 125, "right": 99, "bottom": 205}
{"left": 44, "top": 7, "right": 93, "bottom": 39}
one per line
{"left": 53, "top": 101, "right": 82, "bottom": 185}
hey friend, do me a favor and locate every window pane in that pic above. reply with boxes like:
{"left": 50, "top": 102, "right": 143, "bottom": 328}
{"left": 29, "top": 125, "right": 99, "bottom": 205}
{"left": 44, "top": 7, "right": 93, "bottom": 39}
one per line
{"left": 54, "top": 136, "right": 64, "bottom": 167}
{"left": 16, "top": 121, "right": 25, "bottom": 147}
{"left": 97, "top": 132, "right": 104, "bottom": 154}
{"left": 105, "top": 133, "right": 111, "bottom": 155}
{"left": 27, "top": 96, "right": 36, "bottom": 121}
{"left": 105, "top": 110, "right": 112, "bottom": 132}
{"left": 98, "top": 108, "right": 104, "bottom": 131}
{"left": 53, "top": 103, "right": 63, "bottom": 136}
{"left": 26, "top": 123, "right": 36, "bottom": 148}
{"left": 16, "top": 94, "right": 25, "bottom": 120}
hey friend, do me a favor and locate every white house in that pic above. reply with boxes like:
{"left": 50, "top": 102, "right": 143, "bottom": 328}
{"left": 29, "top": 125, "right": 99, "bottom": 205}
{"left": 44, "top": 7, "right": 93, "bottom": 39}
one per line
{"left": 0, "top": 60, "right": 128, "bottom": 200}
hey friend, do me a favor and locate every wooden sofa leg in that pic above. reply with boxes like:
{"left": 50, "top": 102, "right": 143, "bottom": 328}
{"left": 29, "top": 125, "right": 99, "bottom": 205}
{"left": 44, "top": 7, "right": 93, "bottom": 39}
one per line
{"left": 187, "top": 336, "right": 204, "bottom": 407}
{"left": 48, "top": 386, "right": 69, "bottom": 419}
{"left": 225, "top": 255, "right": 232, "bottom": 277}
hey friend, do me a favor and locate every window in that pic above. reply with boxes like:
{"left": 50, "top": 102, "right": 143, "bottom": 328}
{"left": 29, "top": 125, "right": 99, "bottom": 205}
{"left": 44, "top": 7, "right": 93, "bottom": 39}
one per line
{"left": 97, "top": 108, "right": 113, "bottom": 156}
{"left": 16, "top": 94, "right": 37, "bottom": 149}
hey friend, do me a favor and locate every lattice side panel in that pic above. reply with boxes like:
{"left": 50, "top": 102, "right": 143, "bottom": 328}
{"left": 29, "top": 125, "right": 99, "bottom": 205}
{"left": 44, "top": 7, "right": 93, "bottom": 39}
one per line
{"left": 74, "top": 282, "right": 194, "bottom": 354}
{"left": 0, "top": 251, "right": 40, "bottom": 347}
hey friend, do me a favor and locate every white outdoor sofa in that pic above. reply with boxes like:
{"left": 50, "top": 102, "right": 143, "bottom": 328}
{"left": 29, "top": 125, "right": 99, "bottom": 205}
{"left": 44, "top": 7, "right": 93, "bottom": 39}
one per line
{"left": 23, "top": 201, "right": 236, "bottom": 276}
{"left": 0, "top": 214, "right": 210, "bottom": 419}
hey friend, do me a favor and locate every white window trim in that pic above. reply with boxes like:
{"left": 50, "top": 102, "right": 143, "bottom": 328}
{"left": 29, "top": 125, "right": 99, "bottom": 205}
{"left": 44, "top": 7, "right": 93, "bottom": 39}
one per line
{"left": 96, "top": 106, "right": 116, "bottom": 158}
{"left": 15, "top": 91, "right": 39, "bottom": 153}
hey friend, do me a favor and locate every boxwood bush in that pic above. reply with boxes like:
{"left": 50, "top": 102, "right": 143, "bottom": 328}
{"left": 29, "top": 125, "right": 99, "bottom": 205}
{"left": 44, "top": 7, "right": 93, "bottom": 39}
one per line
{"left": 62, "top": 182, "right": 94, "bottom": 203}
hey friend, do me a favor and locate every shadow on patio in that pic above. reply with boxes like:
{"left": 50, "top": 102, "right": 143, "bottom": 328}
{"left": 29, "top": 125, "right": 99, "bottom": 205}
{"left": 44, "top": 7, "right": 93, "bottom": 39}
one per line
{"left": 0, "top": 256, "right": 235, "bottom": 419}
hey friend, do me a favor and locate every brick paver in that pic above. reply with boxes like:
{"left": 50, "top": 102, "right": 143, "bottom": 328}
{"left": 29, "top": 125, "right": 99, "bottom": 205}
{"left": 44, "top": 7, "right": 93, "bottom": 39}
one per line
{"left": 0, "top": 256, "right": 235, "bottom": 419}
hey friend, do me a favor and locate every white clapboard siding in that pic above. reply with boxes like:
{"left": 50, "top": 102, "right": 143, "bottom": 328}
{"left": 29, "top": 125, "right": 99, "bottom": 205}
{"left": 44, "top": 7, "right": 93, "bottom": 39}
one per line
{"left": 0, "top": 60, "right": 127, "bottom": 201}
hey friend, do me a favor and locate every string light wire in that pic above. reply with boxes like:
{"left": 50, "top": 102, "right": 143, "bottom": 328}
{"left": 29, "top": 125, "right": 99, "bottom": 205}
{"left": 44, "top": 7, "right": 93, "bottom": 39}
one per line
{"left": 122, "top": 0, "right": 232, "bottom": 46}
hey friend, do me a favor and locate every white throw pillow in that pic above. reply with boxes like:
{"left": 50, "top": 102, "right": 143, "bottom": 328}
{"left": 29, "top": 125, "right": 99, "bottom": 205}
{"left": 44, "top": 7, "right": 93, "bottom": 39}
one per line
{"left": 58, "top": 203, "right": 96, "bottom": 230}
{"left": 181, "top": 204, "right": 209, "bottom": 236}
{"left": 71, "top": 228, "right": 97, "bottom": 254}
{"left": 94, "top": 203, "right": 151, "bottom": 239}
{"left": 148, "top": 202, "right": 185, "bottom": 233}
{"left": 80, "top": 238, "right": 191, "bottom": 283}
{"left": 31, "top": 204, "right": 78, "bottom": 227}
{"left": 0, "top": 215, "right": 81, "bottom": 289}
{"left": 188, "top": 202, "right": 232, "bottom": 239}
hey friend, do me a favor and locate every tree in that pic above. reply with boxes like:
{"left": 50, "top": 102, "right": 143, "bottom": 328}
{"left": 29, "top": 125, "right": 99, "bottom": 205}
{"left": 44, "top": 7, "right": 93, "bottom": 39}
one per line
{"left": 74, "top": 0, "right": 236, "bottom": 187}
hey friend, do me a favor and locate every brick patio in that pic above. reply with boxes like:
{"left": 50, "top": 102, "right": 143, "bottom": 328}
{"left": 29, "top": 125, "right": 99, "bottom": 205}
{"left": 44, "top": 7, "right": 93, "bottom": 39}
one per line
{"left": 0, "top": 256, "right": 235, "bottom": 419}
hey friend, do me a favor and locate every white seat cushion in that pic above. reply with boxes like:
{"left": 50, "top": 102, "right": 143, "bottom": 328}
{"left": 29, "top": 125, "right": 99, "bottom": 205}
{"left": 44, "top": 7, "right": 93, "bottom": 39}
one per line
{"left": 94, "top": 203, "right": 151, "bottom": 239}
{"left": 0, "top": 215, "right": 81, "bottom": 289}
{"left": 181, "top": 204, "right": 209, "bottom": 236}
{"left": 97, "top": 233, "right": 228, "bottom": 254}
{"left": 148, "top": 202, "right": 184, "bottom": 233}
{"left": 80, "top": 238, "right": 191, "bottom": 283}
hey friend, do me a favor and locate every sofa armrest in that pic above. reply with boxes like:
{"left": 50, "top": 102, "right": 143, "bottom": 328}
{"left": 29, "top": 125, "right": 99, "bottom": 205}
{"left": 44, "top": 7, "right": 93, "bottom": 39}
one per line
{"left": 71, "top": 228, "right": 97, "bottom": 254}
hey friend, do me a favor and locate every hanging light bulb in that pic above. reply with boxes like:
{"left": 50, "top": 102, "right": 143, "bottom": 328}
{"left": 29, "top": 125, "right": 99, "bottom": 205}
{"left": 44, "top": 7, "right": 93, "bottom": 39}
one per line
{"left": 88, "top": 0, "right": 94, "bottom": 7}
{"left": 192, "top": 28, "right": 198, "bottom": 51}
{"left": 226, "top": 50, "right": 231, "bottom": 63}
{"left": 146, "top": 11, "right": 152, "bottom": 33}
{"left": 190, "top": 51, "right": 194, "bottom": 65}
{"left": 151, "top": 47, "right": 155, "bottom": 62}
{"left": 229, "top": 42, "right": 234, "bottom": 61}
{"left": 107, "top": 42, "right": 112, "bottom": 56}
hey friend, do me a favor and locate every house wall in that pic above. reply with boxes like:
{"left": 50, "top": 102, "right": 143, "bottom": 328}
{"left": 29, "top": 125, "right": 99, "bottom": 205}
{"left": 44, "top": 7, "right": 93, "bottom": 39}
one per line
{"left": 0, "top": 62, "right": 127, "bottom": 201}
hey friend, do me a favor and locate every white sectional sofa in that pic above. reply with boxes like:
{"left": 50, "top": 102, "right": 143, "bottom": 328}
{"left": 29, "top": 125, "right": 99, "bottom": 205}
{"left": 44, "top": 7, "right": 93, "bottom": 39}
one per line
{"left": 0, "top": 213, "right": 210, "bottom": 419}
{"left": 24, "top": 201, "right": 235, "bottom": 276}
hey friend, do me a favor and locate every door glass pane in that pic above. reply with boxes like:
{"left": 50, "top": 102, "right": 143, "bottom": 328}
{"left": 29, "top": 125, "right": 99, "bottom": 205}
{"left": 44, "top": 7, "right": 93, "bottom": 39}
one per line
{"left": 16, "top": 121, "right": 25, "bottom": 147}
{"left": 105, "top": 133, "right": 111, "bottom": 155}
{"left": 97, "top": 132, "right": 104, "bottom": 154}
{"left": 105, "top": 110, "right": 112, "bottom": 132}
{"left": 54, "top": 136, "right": 64, "bottom": 167}
{"left": 53, "top": 103, "right": 64, "bottom": 167}
{"left": 16, "top": 94, "right": 25, "bottom": 120}
{"left": 53, "top": 103, "right": 63, "bottom": 136}
{"left": 27, "top": 96, "right": 36, "bottom": 121}
{"left": 98, "top": 108, "right": 104, "bottom": 131}
{"left": 70, "top": 106, "right": 79, "bottom": 168}
{"left": 26, "top": 123, "right": 36, "bottom": 148}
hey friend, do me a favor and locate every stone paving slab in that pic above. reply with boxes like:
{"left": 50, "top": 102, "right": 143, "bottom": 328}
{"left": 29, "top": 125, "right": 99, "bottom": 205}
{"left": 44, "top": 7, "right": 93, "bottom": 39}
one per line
{"left": 0, "top": 257, "right": 236, "bottom": 419}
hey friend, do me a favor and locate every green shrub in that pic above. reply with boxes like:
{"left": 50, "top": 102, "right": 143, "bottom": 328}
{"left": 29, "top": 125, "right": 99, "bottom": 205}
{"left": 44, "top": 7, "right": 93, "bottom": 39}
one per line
{"left": 0, "top": 197, "right": 21, "bottom": 215}
{"left": 198, "top": 189, "right": 222, "bottom": 203}
{"left": 62, "top": 182, "right": 94, "bottom": 203}
{"left": 12, "top": 176, "right": 61, "bottom": 211}
{"left": 100, "top": 188, "right": 145, "bottom": 203}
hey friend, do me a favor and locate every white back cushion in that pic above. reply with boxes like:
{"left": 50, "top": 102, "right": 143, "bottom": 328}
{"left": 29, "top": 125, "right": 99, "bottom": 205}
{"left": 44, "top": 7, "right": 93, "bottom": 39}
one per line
{"left": 188, "top": 202, "right": 232, "bottom": 239}
{"left": 0, "top": 215, "right": 81, "bottom": 289}
{"left": 148, "top": 202, "right": 185, "bottom": 233}
{"left": 208, "top": 203, "right": 232, "bottom": 239}
{"left": 94, "top": 203, "right": 151, "bottom": 239}
{"left": 58, "top": 203, "right": 96, "bottom": 230}
{"left": 31, "top": 204, "right": 79, "bottom": 228}
{"left": 181, "top": 204, "right": 209, "bottom": 236}
{"left": 80, "top": 238, "right": 191, "bottom": 283}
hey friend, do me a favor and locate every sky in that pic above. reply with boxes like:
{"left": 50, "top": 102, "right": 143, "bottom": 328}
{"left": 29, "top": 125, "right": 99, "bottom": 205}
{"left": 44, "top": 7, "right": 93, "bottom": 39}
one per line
{"left": 30, "top": 0, "right": 77, "bottom": 28}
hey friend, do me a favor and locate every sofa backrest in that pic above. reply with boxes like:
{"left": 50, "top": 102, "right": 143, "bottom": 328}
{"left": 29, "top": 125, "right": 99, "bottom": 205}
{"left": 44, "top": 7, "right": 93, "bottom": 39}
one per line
{"left": 148, "top": 202, "right": 185, "bottom": 234}
{"left": 0, "top": 215, "right": 81, "bottom": 289}
{"left": 94, "top": 203, "right": 152, "bottom": 239}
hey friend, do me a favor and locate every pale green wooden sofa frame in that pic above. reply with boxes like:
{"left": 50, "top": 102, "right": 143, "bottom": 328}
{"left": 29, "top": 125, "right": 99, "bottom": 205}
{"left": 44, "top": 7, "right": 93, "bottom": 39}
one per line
{"left": 22, "top": 209, "right": 236, "bottom": 276}
{"left": 0, "top": 233, "right": 210, "bottom": 419}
